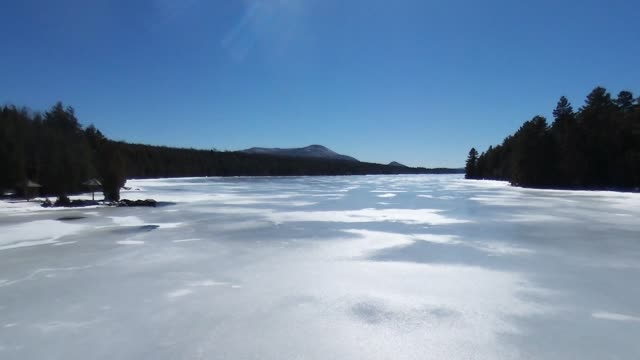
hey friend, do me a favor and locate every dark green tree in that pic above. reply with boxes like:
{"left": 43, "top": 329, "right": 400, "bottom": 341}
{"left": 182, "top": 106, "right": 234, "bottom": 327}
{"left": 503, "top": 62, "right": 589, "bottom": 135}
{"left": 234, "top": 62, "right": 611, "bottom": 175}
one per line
{"left": 615, "top": 91, "right": 635, "bottom": 112}
{"left": 510, "top": 116, "right": 555, "bottom": 186}
{"left": 579, "top": 87, "right": 617, "bottom": 186}
{"left": 41, "top": 103, "right": 93, "bottom": 198}
{"left": 550, "top": 96, "right": 581, "bottom": 186}
{"left": 552, "top": 96, "right": 574, "bottom": 120}
{"left": 0, "top": 106, "right": 29, "bottom": 190}
{"left": 465, "top": 148, "right": 478, "bottom": 179}
{"left": 98, "top": 141, "right": 127, "bottom": 201}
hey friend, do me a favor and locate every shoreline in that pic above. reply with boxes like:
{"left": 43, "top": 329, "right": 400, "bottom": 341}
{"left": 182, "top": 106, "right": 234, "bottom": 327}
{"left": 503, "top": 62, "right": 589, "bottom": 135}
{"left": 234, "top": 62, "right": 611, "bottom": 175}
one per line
{"left": 3, "top": 174, "right": 640, "bottom": 217}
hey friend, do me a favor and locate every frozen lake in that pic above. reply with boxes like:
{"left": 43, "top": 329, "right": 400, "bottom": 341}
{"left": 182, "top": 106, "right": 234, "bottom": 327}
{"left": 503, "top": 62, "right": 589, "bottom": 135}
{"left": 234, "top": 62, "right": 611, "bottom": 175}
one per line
{"left": 1, "top": 174, "right": 639, "bottom": 359}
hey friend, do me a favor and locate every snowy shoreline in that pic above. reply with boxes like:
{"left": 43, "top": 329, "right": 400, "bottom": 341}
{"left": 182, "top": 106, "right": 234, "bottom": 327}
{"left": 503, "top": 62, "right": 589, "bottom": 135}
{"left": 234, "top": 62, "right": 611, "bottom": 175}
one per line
{"left": 4, "top": 175, "right": 639, "bottom": 213}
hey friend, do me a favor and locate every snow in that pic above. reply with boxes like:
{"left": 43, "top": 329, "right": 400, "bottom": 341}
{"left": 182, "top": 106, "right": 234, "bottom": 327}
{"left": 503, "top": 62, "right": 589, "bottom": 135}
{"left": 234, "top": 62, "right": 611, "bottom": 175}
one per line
{"left": 1, "top": 174, "right": 639, "bottom": 359}
{"left": 0, "top": 220, "right": 87, "bottom": 251}
{"left": 172, "top": 238, "right": 201, "bottom": 243}
{"left": 166, "top": 289, "right": 193, "bottom": 298}
{"left": 592, "top": 311, "right": 640, "bottom": 322}
{"left": 117, "top": 240, "right": 145, "bottom": 245}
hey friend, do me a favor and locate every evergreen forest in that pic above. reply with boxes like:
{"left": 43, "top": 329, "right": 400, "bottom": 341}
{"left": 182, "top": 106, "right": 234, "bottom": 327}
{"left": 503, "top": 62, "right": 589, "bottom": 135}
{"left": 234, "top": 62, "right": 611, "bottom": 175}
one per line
{"left": 465, "top": 87, "right": 640, "bottom": 190}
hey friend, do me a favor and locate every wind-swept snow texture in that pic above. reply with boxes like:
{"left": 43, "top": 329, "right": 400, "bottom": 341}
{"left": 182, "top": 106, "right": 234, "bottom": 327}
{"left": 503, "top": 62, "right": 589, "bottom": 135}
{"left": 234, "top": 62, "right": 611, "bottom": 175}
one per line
{"left": 1, "top": 175, "right": 639, "bottom": 359}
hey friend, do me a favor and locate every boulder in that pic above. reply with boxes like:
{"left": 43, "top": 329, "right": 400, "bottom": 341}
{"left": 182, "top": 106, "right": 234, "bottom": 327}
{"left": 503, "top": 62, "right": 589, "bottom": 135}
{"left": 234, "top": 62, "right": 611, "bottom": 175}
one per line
{"left": 118, "top": 199, "right": 157, "bottom": 207}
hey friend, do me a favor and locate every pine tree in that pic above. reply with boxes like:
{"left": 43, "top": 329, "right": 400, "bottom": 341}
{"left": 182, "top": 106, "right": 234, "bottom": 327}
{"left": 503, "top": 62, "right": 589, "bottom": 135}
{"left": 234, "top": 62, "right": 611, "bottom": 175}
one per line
{"left": 615, "top": 91, "right": 634, "bottom": 112}
{"left": 552, "top": 96, "right": 574, "bottom": 120}
{"left": 465, "top": 148, "right": 478, "bottom": 179}
{"left": 550, "top": 96, "right": 580, "bottom": 186}
{"left": 99, "top": 141, "right": 127, "bottom": 202}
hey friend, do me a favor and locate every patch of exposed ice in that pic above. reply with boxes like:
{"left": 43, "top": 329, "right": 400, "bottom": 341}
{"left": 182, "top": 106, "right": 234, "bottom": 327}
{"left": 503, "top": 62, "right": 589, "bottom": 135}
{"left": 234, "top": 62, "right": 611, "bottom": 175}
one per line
{"left": 0, "top": 266, "right": 94, "bottom": 288}
{"left": 194, "top": 206, "right": 470, "bottom": 226}
{"left": 35, "top": 320, "right": 100, "bottom": 333}
{"left": 479, "top": 242, "right": 534, "bottom": 256}
{"left": 267, "top": 208, "right": 470, "bottom": 226}
{"left": 470, "top": 195, "right": 554, "bottom": 208}
{"left": 311, "top": 193, "right": 344, "bottom": 198}
{"left": 337, "top": 185, "right": 360, "bottom": 192}
{"left": 507, "top": 214, "right": 571, "bottom": 223}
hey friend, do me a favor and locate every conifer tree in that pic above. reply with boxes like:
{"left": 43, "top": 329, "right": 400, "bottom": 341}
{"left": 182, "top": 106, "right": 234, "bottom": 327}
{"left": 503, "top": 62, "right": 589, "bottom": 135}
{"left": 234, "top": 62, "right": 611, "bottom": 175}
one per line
{"left": 465, "top": 148, "right": 478, "bottom": 179}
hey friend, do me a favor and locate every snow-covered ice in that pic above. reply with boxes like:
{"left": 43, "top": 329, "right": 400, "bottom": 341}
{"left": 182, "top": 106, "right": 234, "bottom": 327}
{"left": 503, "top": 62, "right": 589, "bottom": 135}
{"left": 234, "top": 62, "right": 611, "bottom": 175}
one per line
{"left": 1, "top": 174, "right": 639, "bottom": 359}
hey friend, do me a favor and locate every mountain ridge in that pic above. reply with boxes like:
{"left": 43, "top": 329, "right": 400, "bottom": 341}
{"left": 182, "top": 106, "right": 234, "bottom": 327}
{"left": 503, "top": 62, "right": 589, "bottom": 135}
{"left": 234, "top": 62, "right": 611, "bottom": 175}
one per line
{"left": 241, "top": 145, "right": 358, "bottom": 162}
{"left": 388, "top": 161, "right": 408, "bottom": 167}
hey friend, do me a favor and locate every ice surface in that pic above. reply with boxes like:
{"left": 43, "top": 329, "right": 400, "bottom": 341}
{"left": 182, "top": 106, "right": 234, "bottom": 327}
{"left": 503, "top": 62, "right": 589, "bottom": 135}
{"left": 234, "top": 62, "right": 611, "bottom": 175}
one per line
{"left": 1, "top": 174, "right": 639, "bottom": 359}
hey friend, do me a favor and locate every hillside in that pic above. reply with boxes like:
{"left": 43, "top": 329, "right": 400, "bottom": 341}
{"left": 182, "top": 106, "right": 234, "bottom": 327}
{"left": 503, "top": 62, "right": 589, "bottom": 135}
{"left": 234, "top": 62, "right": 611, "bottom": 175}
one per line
{"left": 241, "top": 145, "right": 358, "bottom": 162}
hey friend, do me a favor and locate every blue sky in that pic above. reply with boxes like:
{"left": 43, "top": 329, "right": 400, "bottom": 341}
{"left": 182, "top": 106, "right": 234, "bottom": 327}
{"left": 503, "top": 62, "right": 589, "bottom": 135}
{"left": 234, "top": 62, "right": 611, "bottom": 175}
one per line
{"left": 1, "top": 0, "right": 638, "bottom": 167}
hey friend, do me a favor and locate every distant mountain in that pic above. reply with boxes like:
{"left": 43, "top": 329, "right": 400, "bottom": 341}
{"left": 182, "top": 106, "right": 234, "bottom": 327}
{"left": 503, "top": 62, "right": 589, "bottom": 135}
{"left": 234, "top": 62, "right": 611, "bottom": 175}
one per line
{"left": 241, "top": 145, "right": 358, "bottom": 162}
{"left": 388, "top": 161, "right": 408, "bottom": 167}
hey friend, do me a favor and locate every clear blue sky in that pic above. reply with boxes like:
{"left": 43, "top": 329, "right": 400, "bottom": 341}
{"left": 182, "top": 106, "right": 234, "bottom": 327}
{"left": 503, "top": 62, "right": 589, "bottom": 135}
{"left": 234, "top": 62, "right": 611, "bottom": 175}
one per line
{"left": 1, "top": 0, "right": 638, "bottom": 167}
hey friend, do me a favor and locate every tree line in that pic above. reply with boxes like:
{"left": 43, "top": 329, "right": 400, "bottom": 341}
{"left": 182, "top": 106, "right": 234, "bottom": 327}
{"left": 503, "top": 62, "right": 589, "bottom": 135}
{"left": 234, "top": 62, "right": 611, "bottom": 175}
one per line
{"left": 0, "top": 103, "right": 127, "bottom": 201}
{"left": 465, "top": 87, "right": 640, "bottom": 189}
{"left": 1, "top": 102, "right": 458, "bottom": 201}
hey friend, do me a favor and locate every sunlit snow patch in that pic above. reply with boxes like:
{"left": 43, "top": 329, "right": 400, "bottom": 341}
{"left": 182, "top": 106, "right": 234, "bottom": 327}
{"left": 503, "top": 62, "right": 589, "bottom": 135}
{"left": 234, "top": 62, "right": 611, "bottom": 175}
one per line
{"left": 592, "top": 311, "right": 640, "bottom": 322}
{"left": 166, "top": 289, "right": 193, "bottom": 298}
{"left": 0, "top": 220, "right": 86, "bottom": 251}
{"left": 173, "top": 238, "right": 202, "bottom": 243}
{"left": 188, "top": 280, "right": 228, "bottom": 287}
{"left": 109, "top": 216, "right": 145, "bottom": 226}
{"left": 117, "top": 240, "right": 145, "bottom": 245}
